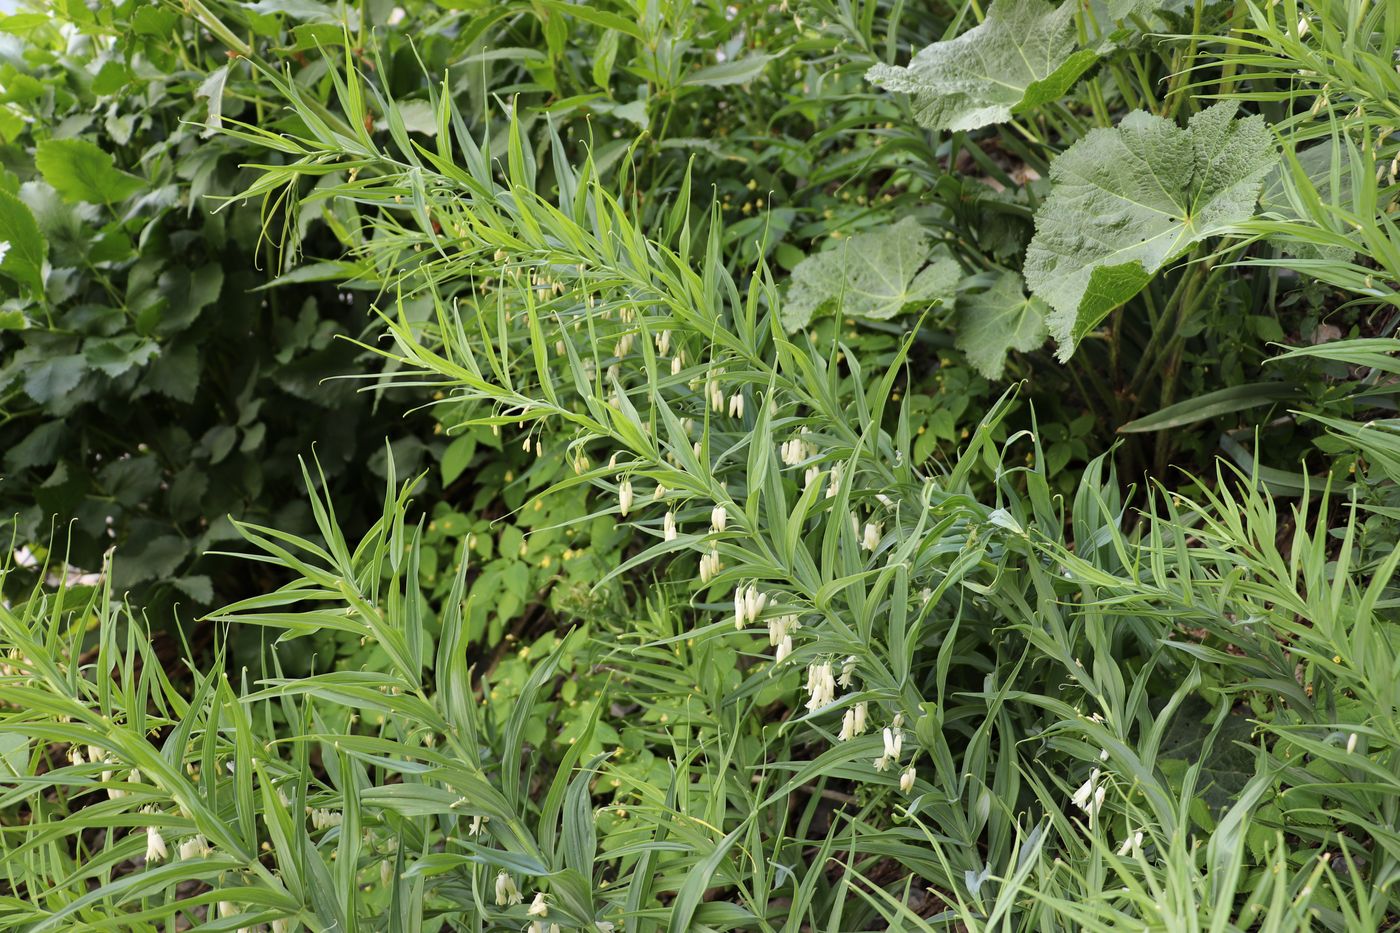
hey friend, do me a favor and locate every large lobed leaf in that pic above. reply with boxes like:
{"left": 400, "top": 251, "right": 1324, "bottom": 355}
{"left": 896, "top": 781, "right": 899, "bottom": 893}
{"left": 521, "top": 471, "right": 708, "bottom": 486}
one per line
{"left": 781, "top": 217, "right": 959, "bottom": 330}
{"left": 1024, "top": 102, "right": 1276, "bottom": 360}
{"left": 866, "top": 0, "right": 1098, "bottom": 132}
{"left": 956, "top": 270, "right": 1049, "bottom": 379}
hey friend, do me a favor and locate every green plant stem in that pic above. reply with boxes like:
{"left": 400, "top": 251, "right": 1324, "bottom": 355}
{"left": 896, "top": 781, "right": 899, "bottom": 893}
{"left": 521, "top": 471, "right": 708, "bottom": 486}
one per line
{"left": 1110, "top": 62, "right": 1144, "bottom": 114}
{"left": 1162, "top": 0, "right": 1206, "bottom": 120}
{"left": 1068, "top": 348, "right": 1124, "bottom": 424}
{"left": 1127, "top": 52, "right": 1160, "bottom": 111}
{"left": 1215, "top": 0, "right": 1249, "bottom": 97}
{"left": 1127, "top": 262, "right": 1208, "bottom": 404}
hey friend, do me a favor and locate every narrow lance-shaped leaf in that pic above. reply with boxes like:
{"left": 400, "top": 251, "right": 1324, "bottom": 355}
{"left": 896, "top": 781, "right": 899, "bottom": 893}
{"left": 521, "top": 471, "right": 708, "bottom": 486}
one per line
{"left": 1024, "top": 102, "right": 1277, "bottom": 360}
{"left": 782, "top": 217, "right": 960, "bottom": 330}
{"left": 195, "top": 64, "right": 231, "bottom": 138}
{"left": 682, "top": 53, "right": 775, "bottom": 88}
{"left": 866, "top": 0, "right": 1098, "bottom": 132}
{"left": 956, "top": 270, "right": 1049, "bottom": 379}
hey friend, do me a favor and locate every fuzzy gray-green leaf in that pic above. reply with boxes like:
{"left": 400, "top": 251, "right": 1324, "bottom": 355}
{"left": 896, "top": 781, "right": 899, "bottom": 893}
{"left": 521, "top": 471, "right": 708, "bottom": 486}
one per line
{"left": 1024, "top": 102, "right": 1276, "bottom": 360}
{"left": 956, "top": 271, "right": 1049, "bottom": 378}
{"left": 866, "top": 0, "right": 1097, "bottom": 131}
{"left": 782, "top": 218, "right": 960, "bottom": 330}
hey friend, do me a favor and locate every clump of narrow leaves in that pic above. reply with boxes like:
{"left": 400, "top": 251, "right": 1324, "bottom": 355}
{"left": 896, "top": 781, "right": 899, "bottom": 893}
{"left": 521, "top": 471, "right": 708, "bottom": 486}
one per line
{"left": 2, "top": 0, "right": 1400, "bottom": 930}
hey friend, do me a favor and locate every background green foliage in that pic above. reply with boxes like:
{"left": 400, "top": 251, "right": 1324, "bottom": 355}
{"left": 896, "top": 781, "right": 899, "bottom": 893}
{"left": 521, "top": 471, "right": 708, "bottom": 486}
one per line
{"left": 0, "top": 2, "right": 442, "bottom": 618}
{"left": 1, "top": 0, "right": 1400, "bottom": 930}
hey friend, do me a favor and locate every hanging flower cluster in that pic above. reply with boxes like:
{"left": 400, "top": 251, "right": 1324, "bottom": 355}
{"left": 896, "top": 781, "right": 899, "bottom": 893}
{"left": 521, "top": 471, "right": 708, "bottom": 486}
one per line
{"left": 733, "top": 584, "right": 767, "bottom": 629}
{"left": 768, "top": 614, "right": 801, "bottom": 663}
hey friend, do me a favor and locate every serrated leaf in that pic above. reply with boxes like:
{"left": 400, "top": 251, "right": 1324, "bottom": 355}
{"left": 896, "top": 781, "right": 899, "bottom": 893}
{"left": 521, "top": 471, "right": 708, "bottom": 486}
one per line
{"left": 24, "top": 354, "right": 87, "bottom": 404}
{"left": 84, "top": 336, "right": 161, "bottom": 378}
{"left": 0, "top": 189, "right": 45, "bottom": 292}
{"left": 143, "top": 342, "right": 200, "bottom": 402}
{"left": 35, "top": 138, "right": 145, "bottom": 205}
{"left": 782, "top": 218, "right": 960, "bottom": 330}
{"left": 1024, "top": 102, "right": 1276, "bottom": 360}
{"left": 92, "top": 59, "right": 134, "bottom": 97}
{"left": 116, "top": 534, "right": 189, "bottom": 585}
{"left": 865, "top": 0, "right": 1097, "bottom": 132}
{"left": 171, "top": 575, "right": 214, "bottom": 603}
{"left": 4, "top": 420, "right": 65, "bottom": 470}
{"left": 0, "top": 12, "right": 51, "bottom": 35}
{"left": 956, "top": 271, "right": 1049, "bottom": 378}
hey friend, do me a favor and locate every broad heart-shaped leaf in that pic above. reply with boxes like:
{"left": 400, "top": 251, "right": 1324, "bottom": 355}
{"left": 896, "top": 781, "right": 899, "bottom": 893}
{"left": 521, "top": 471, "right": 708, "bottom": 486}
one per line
{"left": 0, "top": 190, "right": 44, "bottom": 292}
{"left": 782, "top": 218, "right": 959, "bottom": 331}
{"left": 956, "top": 271, "right": 1049, "bottom": 378}
{"left": 1024, "top": 102, "right": 1276, "bottom": 360}
{"left": 865, "top": 0, "right": 1098, "bottom": 132}
{"left": 35, "top": 138, "right": 145, "bottom": 205}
